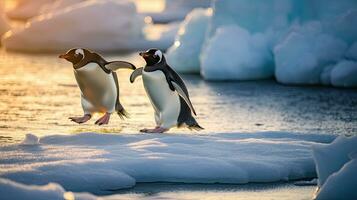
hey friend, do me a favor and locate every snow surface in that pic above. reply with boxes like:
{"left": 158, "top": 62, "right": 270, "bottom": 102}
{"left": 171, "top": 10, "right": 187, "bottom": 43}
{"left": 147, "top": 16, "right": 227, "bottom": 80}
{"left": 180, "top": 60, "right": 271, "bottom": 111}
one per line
{"left": 313, "top": 136, "right": 357, "bottom": 200}
{"left": 6, "top": 0, "right": 53, "bottom": 20}
{"left": 2, "top": 0, "right": 176, "bottom": 52}
{"left": 0, "top": 178, "right": 97, "bottom": 200}
{"left": 0, "top": 131, "right": 335, "bottom": 194}
{"left": 166, "top": 8, "right": 212, "bottom": 73}
{"left": 168, "top": 0, "right": 357, "bottom": 87}
{"left": 143, "top": 0, "right": 210, "bottom": 23}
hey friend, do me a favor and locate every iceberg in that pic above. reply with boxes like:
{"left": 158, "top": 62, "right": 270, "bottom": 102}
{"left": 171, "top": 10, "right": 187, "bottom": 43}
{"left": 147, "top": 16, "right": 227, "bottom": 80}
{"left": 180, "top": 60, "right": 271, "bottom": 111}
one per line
{"left": 312, "top": 136, "right": 357, "bottom": 200}
{"left": 166, "top": 8, "right": 212, "bottom": 73}
{"left": 168, "top": 0, "right": 357, "bottom": 87}
{"left": 201, "top": 25, "right": 275, "bottom": 80}
{"left": 143, "top": 0, "right": 210, "bottom": 23}
{"left": 6, "top": 0, "right": 53, "bottom": 20}
{"left": 0, "top": 131, "right": 335, "bottom": 194}
{"left": 2, "top": 0, "right": 177, "bottom": 52}
{"left": 274, "top": 22, "right": 348, "bottom": 85}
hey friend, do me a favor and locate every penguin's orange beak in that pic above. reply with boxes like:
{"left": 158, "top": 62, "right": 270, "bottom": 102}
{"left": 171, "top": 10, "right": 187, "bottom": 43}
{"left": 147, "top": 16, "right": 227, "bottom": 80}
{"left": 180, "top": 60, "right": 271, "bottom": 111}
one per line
{"left": 59, "top": 54, "right": 69, "bottom": 59}
{"left": 139, "top": 52, "right": 149, "bottom": 58}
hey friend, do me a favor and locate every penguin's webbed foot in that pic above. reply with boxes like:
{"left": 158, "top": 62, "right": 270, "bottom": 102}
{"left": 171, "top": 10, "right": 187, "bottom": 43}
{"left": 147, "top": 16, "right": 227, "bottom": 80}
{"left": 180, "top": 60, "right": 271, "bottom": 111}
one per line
{"left": 140, "top": 127, "right": 168, "bottom": 133}
{"left": 69, "top": 114, "right": 91, "bottom": 124}
{"left": 95, "top": 113, "right": 111, "bottom": 126}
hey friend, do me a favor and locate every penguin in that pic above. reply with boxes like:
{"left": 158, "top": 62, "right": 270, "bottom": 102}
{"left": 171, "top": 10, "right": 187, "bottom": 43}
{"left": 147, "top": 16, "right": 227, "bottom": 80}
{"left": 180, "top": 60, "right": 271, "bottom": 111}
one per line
{"left": 130, "top": 48, "right": 203, "bottom": 133}
{"left": 59, "top": 48, "right": 136, "bottom": 125}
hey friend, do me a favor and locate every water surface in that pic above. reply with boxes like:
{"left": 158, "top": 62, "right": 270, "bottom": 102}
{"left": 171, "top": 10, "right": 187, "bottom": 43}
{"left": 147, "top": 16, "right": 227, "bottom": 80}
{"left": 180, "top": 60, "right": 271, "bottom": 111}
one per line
{"left": 0, "top": 51, "right": 356, "bottom": 144}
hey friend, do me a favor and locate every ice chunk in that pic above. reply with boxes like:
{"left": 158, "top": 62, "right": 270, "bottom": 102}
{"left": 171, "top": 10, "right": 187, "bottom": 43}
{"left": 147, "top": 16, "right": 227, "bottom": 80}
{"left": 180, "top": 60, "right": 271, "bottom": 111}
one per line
{"left": 166, "top": 8, "right": 212, "bottom": 73}
{"left": 327, "top": 9, "right": 357, "bottom": 44}
{"left": 6, "top": 0, "right": 53, "bottom": 20}
{"left": 209, "top": 0, "right": 292, "bottom": 35}
{"left": 2, "top": 0, "right": 176, "bottom": 52}
{"left": 144, "top": 0, "right": 210, "bottom": 23}
{"left": 346, "top": 42, "right": 357, "bottom": 60}
{"left": 315, "top": 157, "right": 357, "bottom": 200}
{"left": 312, "top": 135, "right": 357, "bottom": 186}
{"left": 201, "top": 25, "right": 274, "bottom": 80}
{"left": 0, "top": 178, "right": 97, "bottom": 200}
{"left": 274, "top": 22, "right": 348, "bottom": 85}
{"left": 0, "top": 132, "right": 335, "bottom": 193}
{"left": 21, "top": 133, "right": 40, "bottom": 146}
{"left": 313, "top": 136, "right": 357, "bottom": 200}
{"left": 330, "top": 60, "right": 357, "bottom": 87}
{"left": 0, "top": 178, "right": 66, "bottom": 200}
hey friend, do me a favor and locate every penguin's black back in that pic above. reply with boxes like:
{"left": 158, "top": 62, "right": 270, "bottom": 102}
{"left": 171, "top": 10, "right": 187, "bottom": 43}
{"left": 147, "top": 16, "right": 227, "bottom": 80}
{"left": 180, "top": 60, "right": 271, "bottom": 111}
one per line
{"left": 144, "top": 57, "right": 203, "bottom": 130}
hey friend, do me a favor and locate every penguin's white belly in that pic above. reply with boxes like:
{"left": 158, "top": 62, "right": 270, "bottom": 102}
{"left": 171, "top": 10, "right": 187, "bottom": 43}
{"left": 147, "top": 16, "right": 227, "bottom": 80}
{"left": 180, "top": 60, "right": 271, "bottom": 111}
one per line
{"left": 74, "top": 63, "right": 117, "bottom": 113}
{"left": 142, "top": 70, "right": 180, "bottom": 128}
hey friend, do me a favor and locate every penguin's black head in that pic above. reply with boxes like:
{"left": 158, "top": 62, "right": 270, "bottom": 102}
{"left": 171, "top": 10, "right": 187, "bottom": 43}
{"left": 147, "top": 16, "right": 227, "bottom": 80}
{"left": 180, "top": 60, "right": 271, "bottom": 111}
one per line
{"left": 139, "top": 48, "right": 164, "bottom": 66}
{"left": 59, "top": 48, "right": 85, "bottom": 65}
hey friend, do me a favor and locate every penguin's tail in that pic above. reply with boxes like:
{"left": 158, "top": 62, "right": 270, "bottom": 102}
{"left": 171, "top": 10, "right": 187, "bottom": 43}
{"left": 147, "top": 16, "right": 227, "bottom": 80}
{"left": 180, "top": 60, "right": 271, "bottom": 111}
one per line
{"left": 117, "top": 108, "right": 129, "bottom": 119}
{"left": 185, "top": 117, "right": 204, "bottom": 131}
{"left": 116, "top": 102, "right": 129, "bottom": 119}
{"left": 188, "top": 123, "right": 204, "bottom": 131}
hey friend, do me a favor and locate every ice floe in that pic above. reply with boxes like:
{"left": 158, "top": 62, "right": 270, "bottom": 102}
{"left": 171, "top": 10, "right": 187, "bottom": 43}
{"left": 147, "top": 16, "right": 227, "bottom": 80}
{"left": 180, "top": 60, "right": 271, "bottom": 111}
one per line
{"left": 313, "top": 135, "right": 357, "bottom": 200}
{"left": 2, "top": 0, "right": 177, "bottom": 52}
{"left": 0, "top": 131, "right": 335, "bottom": 194}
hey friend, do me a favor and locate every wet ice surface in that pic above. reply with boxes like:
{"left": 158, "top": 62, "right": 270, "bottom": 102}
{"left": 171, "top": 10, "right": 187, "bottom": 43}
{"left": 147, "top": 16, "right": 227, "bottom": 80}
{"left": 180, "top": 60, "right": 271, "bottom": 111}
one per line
{"left": 0, "top": 50, "right": 356, "bottom": 144}
{"left": 110, "top": 182, "right": 316, "bottom": 200}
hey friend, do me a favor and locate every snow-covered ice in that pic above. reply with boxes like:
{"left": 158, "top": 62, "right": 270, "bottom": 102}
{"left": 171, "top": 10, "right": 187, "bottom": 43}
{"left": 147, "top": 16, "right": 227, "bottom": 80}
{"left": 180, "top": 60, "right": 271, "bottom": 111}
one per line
{"left": 6, "top": 0, "right": 53, "bottom": 20}
{"left": 20, "top": 133, "right": 39, "bottom": 146}
{"left": 312, "top": 135, "right": 357, "bottom": 200}
{"left": 2, "top": 0, "right": 177, "bottom": 52}
{"left": 166, "top": 8, "right": 212, "bottom": 73}
{"left": 0, "top": 131, "right": 335, "bottom": 194}
{"left": 0, "top": 178, "right": 97, "bottom": 200}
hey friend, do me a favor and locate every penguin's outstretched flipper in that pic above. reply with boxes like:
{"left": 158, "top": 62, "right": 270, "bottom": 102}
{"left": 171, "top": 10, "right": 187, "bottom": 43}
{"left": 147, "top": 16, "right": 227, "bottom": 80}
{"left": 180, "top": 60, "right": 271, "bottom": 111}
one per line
{"left": 171, "top": 82, "right": 197, "bottom": 116}
{"left": 105, "top": 61, "right": 136, "bottom": 71}
{"left": 130, "top": 67, "right": 143, "bottom": 83}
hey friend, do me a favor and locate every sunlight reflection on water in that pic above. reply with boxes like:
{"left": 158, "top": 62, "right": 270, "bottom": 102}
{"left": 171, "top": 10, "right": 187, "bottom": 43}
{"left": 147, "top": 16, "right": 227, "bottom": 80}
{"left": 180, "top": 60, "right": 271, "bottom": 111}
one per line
{"left": 0, "top": 50, "right": 356, "bottom": 144}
